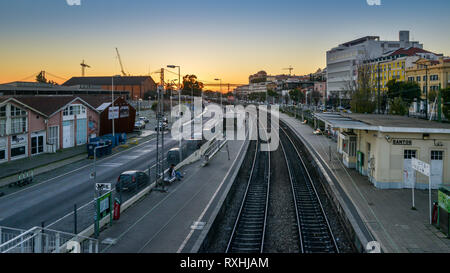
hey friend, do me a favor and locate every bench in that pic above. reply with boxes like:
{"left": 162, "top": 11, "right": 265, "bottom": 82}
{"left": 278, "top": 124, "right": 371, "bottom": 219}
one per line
{"left": 8, "top": 170, "right": 34, "bottom": 188}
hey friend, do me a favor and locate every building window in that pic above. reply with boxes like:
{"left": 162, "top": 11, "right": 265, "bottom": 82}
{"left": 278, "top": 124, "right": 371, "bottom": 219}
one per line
{"left": 431, "top": 151, "right": 443, "bottom": 161}
{"left": 430, "top": 75, "right": 439, "bottom": 81}
{"left": 0, "top": 119, "right": 5, "bottom": 136}
{"left": 423, "top": 75, "right": 427, "bottom": 81}
{"left": 11, "top": 146, "right": 26, "bottom": 157}
{"left": 0, "top": 150, "right": 5, "bottom": 160}
{"left": 11, "top": 117, "right": 27, "bottom": 134}
{"left": 404, "top": 150, "right": 417, "bottom": 159}
{"left": 63, "top": 105, "right": 86, "bottom": 116}
{"left": 10, "top": 105, "right": 27, "bottom": 117}
{"left": 0, "top": 106, "right": 6, "bottom": 117}
{"left": 48, "top": 126, "right": 59, "bottom": 149}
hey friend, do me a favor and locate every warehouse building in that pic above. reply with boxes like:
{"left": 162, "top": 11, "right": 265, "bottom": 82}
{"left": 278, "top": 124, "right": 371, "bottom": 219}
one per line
{"left": 314, "top": 113, "right": 450, "bottom": 190}
{"left": 63, "top": 76, "right": 157, "bottom": 100}
{"left": 0, "top": 81, "right": 130, "bottom": 97}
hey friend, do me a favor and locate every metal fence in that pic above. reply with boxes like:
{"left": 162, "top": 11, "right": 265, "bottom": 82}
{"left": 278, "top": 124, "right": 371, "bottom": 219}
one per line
{"left": 0, "top": 226, "right": 98, "bottom": 253}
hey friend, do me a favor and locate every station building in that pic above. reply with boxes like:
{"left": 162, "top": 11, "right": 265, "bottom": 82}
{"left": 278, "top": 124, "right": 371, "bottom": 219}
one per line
{"left": 314, "top": 113, "right": 450, "bottom": 190}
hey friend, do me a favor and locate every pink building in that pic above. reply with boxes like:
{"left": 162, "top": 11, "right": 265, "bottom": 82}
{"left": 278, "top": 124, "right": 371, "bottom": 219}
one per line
{"left": 0, "top": 96, "right": 106, "bottom": 163}
{"left": 314, "top": 81, "right": 327, "bottom": 103}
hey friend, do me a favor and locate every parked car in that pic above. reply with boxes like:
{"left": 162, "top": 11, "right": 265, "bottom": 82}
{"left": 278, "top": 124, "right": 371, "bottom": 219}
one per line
{"left": 155, "top": 121, "right": 168, "bottom": 131}
{"left": 116, "top": 171, "right": 150, "bottom": 192}
{"left": 139, "top": 116, "right": 150, "bottom": 124}
{"left": 134, "top": 121, "right": 146, "bottom": 130}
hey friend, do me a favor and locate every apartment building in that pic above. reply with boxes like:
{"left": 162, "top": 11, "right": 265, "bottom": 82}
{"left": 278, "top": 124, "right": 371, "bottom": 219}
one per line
{"left": 326, "top": 31, "right": 423, "bottom": 99}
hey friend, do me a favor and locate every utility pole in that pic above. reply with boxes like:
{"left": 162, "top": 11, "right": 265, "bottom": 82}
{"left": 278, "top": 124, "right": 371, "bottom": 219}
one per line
{"left": 438, "top": 83, "right": 442, "bottom": 122}
{"left": 154, "top": 68, "right": 167, "bottom": 193}
{"left": 425, "top": 64, "right": 429, "bottom": 120}
{"left": 377, "top": 63, "right": 381, "bottom": 114}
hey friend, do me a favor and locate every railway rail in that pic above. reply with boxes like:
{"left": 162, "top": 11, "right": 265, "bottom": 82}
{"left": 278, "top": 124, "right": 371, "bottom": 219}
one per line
{"left": 279, "top": 125, "right": 339, "bottom": 253}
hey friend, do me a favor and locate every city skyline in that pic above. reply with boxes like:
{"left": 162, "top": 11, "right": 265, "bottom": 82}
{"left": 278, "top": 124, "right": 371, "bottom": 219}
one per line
{"left": 1, "top": 0, "right": 450, "bottom": 89}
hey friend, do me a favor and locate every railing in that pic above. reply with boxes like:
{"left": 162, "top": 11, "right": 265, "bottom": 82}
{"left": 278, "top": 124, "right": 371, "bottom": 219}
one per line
{"left": 0, "top": 226, "right": 27, "bottom": 245}
{"left": 0, "top": 226, "right": 98, "bottom": 253}
{"left": 202, "top": 137, "right": 228, "bottom": 165}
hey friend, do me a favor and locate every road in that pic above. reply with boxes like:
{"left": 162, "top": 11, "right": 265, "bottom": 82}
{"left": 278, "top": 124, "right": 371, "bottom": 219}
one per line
{"left": 0, "top": 132, "right": 177, "bottom": 230}
{"left": 0, "top": 106, "right": 211, "bottom": 232}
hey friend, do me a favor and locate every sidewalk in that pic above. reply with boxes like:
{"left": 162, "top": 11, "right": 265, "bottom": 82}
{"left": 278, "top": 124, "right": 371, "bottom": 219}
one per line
{"left": 96, "top": 139, "right": 248, "bottom": 253}
{"left": 280, "top": 111, "right": 450, "bottom": 253}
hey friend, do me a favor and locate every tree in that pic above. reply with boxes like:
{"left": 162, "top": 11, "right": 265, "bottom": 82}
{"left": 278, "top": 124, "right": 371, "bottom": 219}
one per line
{"left": 35, "top": 71, "right": 58, "bottom": 85}
{"left": 308, "top": 90, "right": 322, "bottom": 105}
{"left": 289, "top": 89, "right": 305, "bottom": 104}
{"left": 182, "top": 75, "right": 204, "bottom": 97}
{"left": 442, "top": 88, "right": 450, "bottom": 119}
{"left": 389, "top": 97, "right": 408, "bottom": 116}
{"left": 143, "top": 90, "right": 157, "bottom": 100}
{"left": 386, "top": 79, "right": 421, "bottom": 104}
{"left": 350, "top": 62, "right": 376, "bottom": 113}
{"left": 248, "top": 92, "right": 266, "bottom": 102}
{"left": 36, "top": 71, "right": 47, "bottom": 83}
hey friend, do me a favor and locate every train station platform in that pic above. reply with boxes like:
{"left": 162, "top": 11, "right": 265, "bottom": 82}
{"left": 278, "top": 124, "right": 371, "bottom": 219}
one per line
{"left": 97, "top": 138, "right": 248, "bottom": 253}
{"left": 279, "top": 112, "right": 450, "bottom": 253}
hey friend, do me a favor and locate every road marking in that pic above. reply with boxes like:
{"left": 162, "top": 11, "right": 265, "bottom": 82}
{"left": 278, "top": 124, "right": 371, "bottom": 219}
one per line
{"left": 177, "top": 138, "right": 246, "bottom": 253}
{"left": 0, "top": 136, "right": 160, "bottom": 200}
{"left": 120, "top": 156, "right": 139, "bottom": 160}
{"left": 98, "top": 163, "right": 123, "bottom": 168}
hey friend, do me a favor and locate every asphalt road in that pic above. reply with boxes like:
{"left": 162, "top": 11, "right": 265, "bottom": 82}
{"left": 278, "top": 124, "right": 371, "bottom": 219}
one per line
{"left": 0, "top": 132, "right": 177, "bottom": 230}
{"left": 0, "top": 107, "right": 211, "bottom": 231}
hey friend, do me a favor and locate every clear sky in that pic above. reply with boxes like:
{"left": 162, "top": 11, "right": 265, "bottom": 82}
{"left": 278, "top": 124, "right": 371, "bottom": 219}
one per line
{"left": 1, "top": 0, "right": 449, "bottom": 90}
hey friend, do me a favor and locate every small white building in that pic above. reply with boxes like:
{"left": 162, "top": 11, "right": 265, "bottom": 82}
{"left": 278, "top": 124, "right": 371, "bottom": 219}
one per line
{"left": 315, "top": 113, "right": 450, "bottom": 190}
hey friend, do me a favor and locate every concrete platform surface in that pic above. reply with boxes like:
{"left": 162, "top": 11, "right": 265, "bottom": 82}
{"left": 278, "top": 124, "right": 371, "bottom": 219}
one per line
{"left": 97, "top": 139, "right": 248, "bottom": 253}
{"left": 280, "top": 112, "right": 450, "bottom": 253}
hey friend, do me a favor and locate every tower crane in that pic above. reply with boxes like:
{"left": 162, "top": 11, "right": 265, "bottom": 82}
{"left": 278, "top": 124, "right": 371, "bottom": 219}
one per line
{"left": 283, "top": 66, "right": 294, "bottom": 76}
{"left": 80, "top": 60, "right": 91, "bottom": 77}
{"left": 115, "top": 48, "right": 130, "bottom": 76}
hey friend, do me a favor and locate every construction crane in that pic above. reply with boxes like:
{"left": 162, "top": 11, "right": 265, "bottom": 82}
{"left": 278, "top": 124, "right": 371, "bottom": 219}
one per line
{"left": 283, "top": 66, "right": 294, "bottom": 76}
{"left": 115, "top": 48, "right": 129, "bottom": 76}
{"left": 80, "top": 60, "right": 91, "bottom": 77}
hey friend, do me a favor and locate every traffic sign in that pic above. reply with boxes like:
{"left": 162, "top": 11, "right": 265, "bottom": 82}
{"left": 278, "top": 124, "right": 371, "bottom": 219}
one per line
{"left": 96, "top": 183, "right": 112, "bottom": 191}
{"left": 412, "top": 157, "right": 430, "bottom": 177}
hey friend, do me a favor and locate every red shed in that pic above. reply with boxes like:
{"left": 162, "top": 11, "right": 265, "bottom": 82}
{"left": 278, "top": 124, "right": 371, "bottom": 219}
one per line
{"left": 80, "top": 95, "right": 136, "bottom": 136}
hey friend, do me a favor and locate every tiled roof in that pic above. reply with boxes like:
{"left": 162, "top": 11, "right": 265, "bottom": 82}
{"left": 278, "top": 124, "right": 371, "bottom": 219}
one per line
{"left": 63, "top": 76, "right": 155, "bottom": 86}
{"left": 0, "top": 95, "right": 131, "bottom": 117}
{"left": 389, "top": 47, "right": 435, "bottom": 57}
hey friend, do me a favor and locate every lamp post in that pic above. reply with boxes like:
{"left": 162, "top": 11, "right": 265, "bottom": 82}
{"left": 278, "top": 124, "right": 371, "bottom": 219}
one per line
{"left": 111, "top": 75, "right": 120, "bottom": 138}
{"left": 424, "top": 64, "right": 429, "bottom": 120}
{"left": 167, "top": 65, "right": 182, "bottom": 163}
{"left": 215, "top": 78, "right": 222, "bottom": 110}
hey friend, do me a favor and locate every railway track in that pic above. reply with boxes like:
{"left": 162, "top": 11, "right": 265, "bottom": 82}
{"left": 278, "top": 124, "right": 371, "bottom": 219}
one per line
{"left": 226, "top": 140, "right": 270, "bottom": 253}
{"left": 279, "top": 125, "right": 339, "bottom": 253}
{"left": 226, "top": 114, "right": 271, "bottom": 253}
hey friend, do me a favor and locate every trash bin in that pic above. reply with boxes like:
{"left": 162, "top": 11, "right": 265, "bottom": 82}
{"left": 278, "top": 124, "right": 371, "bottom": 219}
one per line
{"left": 113, "top": 198, "right": 121, "bottom": 220}
{"left": 105, "top": 140, "right": 113, "bottom": 155}
{"left": 87, "top": 143, "right": 98, "bottom": 158}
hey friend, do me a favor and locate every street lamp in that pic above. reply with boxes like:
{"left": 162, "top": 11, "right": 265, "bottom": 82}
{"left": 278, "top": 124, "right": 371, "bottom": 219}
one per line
{"left": 214, "top": 78, "right": 222, "bottom": 109}
{"left": 167, "top": 65, "right": 182, "bottom": 163}
{"left": 111, "top": 75, "right": 120, "bottom": 138}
